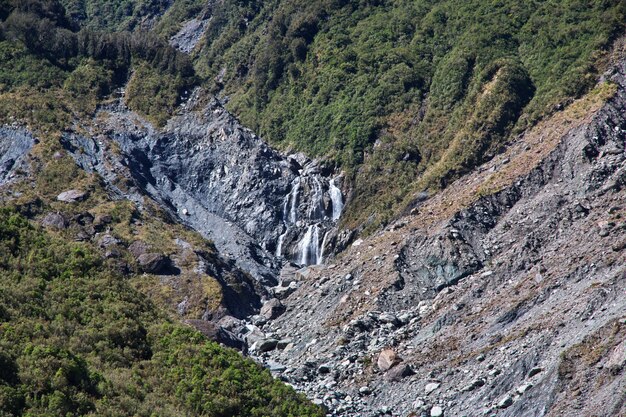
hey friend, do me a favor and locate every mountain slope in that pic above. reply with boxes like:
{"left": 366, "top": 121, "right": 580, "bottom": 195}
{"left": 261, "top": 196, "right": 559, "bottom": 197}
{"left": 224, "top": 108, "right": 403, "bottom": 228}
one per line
{"left": 1, "top": 1, "right": 625, "bottom": 417}
{"left": 250, "top": 45, "right": 626, "bottom": 416}
{"left": 0, "top": 208, "right": 322, "bottom": 417}
{"left": 191, "top": 0, "right": 625, "bottom": 230}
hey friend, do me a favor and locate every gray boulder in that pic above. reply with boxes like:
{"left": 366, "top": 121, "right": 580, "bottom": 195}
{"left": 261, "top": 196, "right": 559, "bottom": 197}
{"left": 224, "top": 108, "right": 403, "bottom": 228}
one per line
{"left": 137, "top": 253, "right": 169, "bottom": 274}
{"left": 260, "top": 298, "right": 286, "bottom": 320}
{"left": 57, "top": 189, "right": 87, "bottom": 203}
{"left": 128, "top": 240, "right": 150, "bottom": 258}
{"left": 255, "top": 338, "right": 279, "bottom": 353}
{"left": 41, "top": 213, "right": 67, "bottom": 230}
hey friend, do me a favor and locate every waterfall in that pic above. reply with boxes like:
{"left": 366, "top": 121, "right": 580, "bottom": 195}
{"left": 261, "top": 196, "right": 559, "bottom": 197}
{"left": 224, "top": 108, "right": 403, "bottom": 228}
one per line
{"left": 276, "top": 170, "right": 344, "bottom": 265}
{"left": 281, "top": 192, "right": 290, "bottom": 224}
{"left": 319, "top": 231, "right": 330, "bottom": 264}
{"left": 297, "top": 224, "right": 321, "bottom": 265}
{"left": 289, "top": 179, "right": 300, "bottom": 224}
{"left": 329, "top": 178, "right": 343, "bottom": 221}
{"left": 275, "top": 230, "right": 288, "bottom": 257}
{"left": 308, "top": 177, "right": 324, "bottom": 220}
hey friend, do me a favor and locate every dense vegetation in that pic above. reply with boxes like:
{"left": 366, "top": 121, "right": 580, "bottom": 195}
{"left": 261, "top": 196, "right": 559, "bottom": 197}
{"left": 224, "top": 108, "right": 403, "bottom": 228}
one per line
{"left": 193, "top": 0, "right": 625, "bottom": 230}
{"left": 0, "top": 0, "right": 195, "bottom": 125}
{"left": 59, "top": 0, "right": 169, "bottom": 31}
{"left": 0, "top": 209, "right": 322, "bottom": 416}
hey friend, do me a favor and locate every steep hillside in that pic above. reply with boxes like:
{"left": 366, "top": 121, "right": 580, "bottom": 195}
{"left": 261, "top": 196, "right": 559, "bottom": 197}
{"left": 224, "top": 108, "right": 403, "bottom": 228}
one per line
{"left": 251, "top": 44, "right": 626, "bottom": 417}
{"left": 1, "top": 1, "right": 625, "bottom": 417}
{"left": 0, "top": 160, "right": 323, "bottom": 415}
{"left": 0, "top": 212, "right": 322, "bottom": 417}
{"left": 190, "top": 0, "right": 625, "bottom": 230}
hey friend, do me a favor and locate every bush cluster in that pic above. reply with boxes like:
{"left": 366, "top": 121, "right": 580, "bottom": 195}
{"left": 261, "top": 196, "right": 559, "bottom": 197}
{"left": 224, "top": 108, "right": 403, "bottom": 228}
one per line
{"left": 0, "top": 209, "right": 323, "bottom": 417}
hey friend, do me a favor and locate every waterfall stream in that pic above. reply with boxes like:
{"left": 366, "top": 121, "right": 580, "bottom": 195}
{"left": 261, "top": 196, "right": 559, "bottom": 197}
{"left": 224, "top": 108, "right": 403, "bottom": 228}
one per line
{"left": 329, "top": 178, "right": 343, "bottom": 221}
{"left": 276, "top": 169, "right": 344, "bottom": 266}
{"left": 319, "top": 230, "right": 331, "bottom": 264}
{"left": 289, "top": 179, "right": 300, "bottom": 224}
{"left": 297, "top": 224, "right": 320, "bottom": 265}
{"left": 275, "top": 230, "right": 288, "bottom": 257}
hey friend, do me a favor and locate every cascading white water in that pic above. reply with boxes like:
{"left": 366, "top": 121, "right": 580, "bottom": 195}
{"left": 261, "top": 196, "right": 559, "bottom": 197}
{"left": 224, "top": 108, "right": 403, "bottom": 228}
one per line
{"left": 289, "top": 179, "right": 300, "bottom": 224}
{"left": 276, "top": 171, "right": 343, "bottom": 265}
{"left": 329, "top": 178, "right": 343, "bottom": 221}
{"left": 309, "top": 177, "right": 324, "bottom": 220}
{"left": 319, "top": 230, "right": 330, "bottom": 264}
{"left": 281, "top": 192, "right": 290, "bottom": 224}
{"left": 297, "top": 224, "right": 321, "bottom": 265}
{"left": 275, "top": 230, "right": 288, "bottom": 257}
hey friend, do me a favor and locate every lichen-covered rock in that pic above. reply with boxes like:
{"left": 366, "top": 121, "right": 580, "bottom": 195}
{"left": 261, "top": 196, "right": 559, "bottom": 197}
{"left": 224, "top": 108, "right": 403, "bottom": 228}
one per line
{"left": 57, "top": 189, "right": 87, "bottom": 203}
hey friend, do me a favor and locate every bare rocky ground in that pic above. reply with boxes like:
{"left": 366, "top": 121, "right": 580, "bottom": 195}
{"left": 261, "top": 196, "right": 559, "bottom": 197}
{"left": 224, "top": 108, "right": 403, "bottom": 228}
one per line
{"left": 242, "top": 49, "right": 626, "bottom": 416}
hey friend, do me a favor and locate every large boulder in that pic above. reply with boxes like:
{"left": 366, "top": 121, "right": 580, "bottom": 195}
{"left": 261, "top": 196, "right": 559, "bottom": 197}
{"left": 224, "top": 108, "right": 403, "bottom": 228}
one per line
{"left": 41, "top": 212, "right": 67, "bottom": 230}
{"left": 137, "top": 253, "right": 169, "bottom": 274}
{"left": 128, "top": 240, "right": 150, "bottom": 258}
{"left": 377, "top": 348, "right": 400, "bottom": 372}
{"left": 98, "top": 234, "right": 119, "bottom": 249}
{"left": 385, "top": 363, "right": 415, "bottom": 381}
{"left": 185, "top": 319, "right": 247, "bottom": 352}
{"left": 260, "top": 298, "right": 286, "bottom": 320}
{"left": 254, "top": 338, "right": 279, "bottom": 353}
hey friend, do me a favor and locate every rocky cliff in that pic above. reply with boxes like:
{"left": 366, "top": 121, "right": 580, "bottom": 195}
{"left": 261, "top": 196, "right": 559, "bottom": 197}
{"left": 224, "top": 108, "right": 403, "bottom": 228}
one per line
{"left": 61, "top": 93, "right": 345, "bottom": 286}
{"left": 0, "top": 127, "right": 35, "bottom": 186}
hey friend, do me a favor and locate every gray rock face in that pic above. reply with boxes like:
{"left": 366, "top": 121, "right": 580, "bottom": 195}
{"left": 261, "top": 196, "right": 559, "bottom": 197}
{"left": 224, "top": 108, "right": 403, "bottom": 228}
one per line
{"left": 61, "top": 95, "right": 345, "bottom": 286}
{"left": 170, "top": 18, "right": 209, "bottom": 53}
{"left": 0, "top": 127, "right": 34, "bottom": 185}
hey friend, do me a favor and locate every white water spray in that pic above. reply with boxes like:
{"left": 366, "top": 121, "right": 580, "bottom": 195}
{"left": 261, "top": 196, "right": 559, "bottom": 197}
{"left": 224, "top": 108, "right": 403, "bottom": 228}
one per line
{"left": 289, "top": 179, "right": 300, "bottom": 224}
{"left": 329, "top": 178, "right": 343, "bottom": 221}
{"left": 275, "top": 230, "right": 288, "bottom": 257}
{"left": 297, "top": 224, "right": 321, "bottom": 265}
{"left": 319, "top": 230, "right": 331, "bottom": 264}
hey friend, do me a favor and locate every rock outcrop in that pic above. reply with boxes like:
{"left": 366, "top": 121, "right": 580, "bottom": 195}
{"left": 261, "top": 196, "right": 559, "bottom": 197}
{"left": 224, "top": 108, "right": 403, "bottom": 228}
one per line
{"left": 62, "top": 94, "right": 345, "bottom": 286}
{"left": 0, "top": 127, "right": 34, "bottom": 185}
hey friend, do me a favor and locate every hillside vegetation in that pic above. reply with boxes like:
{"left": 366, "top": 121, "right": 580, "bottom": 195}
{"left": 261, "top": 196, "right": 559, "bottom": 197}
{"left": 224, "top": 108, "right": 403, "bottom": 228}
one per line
{"left": 0, "top": 208, "right": 323, "bottom": 417}
{"left": 0, "top": 0, "right": 195, "bottom": 126}
{"left": 192, "top": 0, "right": 625, "bottom": 230}
{"left": 2, "top": 0, "right": 623, "bottom": 231}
